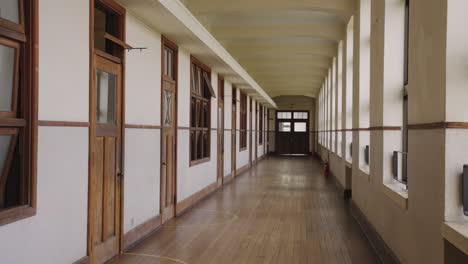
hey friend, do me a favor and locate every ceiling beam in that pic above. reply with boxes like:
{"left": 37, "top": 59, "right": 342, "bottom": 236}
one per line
{"left": 227, "top": 43, "right": 338, "bottom": 58}
{"left": 212, "top": 24, "right": 344, "bottom": 42}
{"left": 185, "top": 0, "right": 355, "bottom": 16}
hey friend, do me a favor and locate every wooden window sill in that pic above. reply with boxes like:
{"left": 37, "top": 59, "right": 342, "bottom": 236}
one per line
{"left": 442, "top": 222, "right": 468, "bottom": 256}
{"left": 358, "top": 168, "right": 371, "bottom": 181}
{"left": 345, "top": 161, "right": 352, "bottom": 168}
{"left": 382, "top": 182, "right": 408, "bottom": 210}
{"left": 240, "top": 147, "right": 247, "bottom": 152}
{"left": 190, "top": 157, "right": 210, "bottom": 167}
{"left": 0, "top": 205, "right": 36, "bottom": 227}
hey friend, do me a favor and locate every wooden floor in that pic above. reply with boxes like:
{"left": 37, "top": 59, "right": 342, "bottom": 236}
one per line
{"left": 109, "top": 156, "right": 379, "bottom": 264}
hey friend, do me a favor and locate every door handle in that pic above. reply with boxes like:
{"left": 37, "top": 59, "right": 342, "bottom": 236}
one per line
{"left": 162, "top": 162, "right": 166, "bottom": 166}
{"left": 117, "top": 172, "right": 124, "bottom": 179}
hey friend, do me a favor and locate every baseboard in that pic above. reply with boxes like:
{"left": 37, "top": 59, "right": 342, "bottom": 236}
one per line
{"left": 236, "top": 163, "right": 250, "bottom": 176}
{"left": 123, "top": 214, "right": 162, "bottom": 251}
{"left": 224, "top": 173, "right": 233, "bottom": 184}
{"left": 176, "top": 182, "right": 219, "bottom": 216}
{"left": 73, "top": 256, "right": 89, "bottom": 264}
{"left": 330, "top": 171, "right": 352, "bottom": 200}
{"left": 350, "top": 201, "right": 401, "bottom": 264}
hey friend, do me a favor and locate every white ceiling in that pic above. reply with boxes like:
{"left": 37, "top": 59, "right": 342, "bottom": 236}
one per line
{"left": 183, "top": 0, "right": 355, "bottom": 99}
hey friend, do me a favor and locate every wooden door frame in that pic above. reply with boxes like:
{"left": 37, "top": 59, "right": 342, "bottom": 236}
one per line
{"left": 217, "top": 76, "right": 224, "bottom": 186}
{"left": 160, "top": 36, "right": 178, "bottom": 221}
{"left": 88, "top": 0, "right": 126, "bottom": 257}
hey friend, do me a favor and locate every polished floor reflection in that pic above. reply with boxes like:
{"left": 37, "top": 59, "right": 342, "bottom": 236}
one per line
{"left": 109, "top": 156, "right": 379, "bottom": 264}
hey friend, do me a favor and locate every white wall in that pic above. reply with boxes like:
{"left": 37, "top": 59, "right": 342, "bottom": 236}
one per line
{"left": 0, "top": 1, "right": 91, "bottom": 263}
{"left": 38, "top": 0, "right": 89, "bottom": 122}
{"left": 123, "top": 14, "right": 162, "bottom": 233}
{"left": 177, "top": 48, "right": 217, "bottom": 201}
{"left": 224, "top": 81, "right": 232, "bottom": 176}
{"left": 0, "top": 128, "right": 89, "bottom": 264}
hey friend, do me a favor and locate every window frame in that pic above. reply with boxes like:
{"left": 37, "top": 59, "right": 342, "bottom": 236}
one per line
{"left": 189, "top": 56, "right": 212, "bottom": 166}
{"left": 239, "top": 92, "right": 247, "bottom": 151}
{"left": 0, "top": 0, "right": 38, "bottom": 227}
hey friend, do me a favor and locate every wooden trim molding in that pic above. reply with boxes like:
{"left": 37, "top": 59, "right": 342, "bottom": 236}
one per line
{"left": 176, "top": 182, "right": 219, "bottom": 216}
{"left": 123, "top": 215, "right": 162, "bottom": 251}
{"left": 408, "top": 122, "right": 468, "bottom": 130}
{"left": 38, "top": 120, "right": 90, "bottom": 127}
{"left": 125, "top": 124, "right": 161, "bottom": 129}
{"left": 350, "top": 201, "right": 401, "bottom": 264}
{"left": 369, "top": 126, "right": 401, "bottom": 131}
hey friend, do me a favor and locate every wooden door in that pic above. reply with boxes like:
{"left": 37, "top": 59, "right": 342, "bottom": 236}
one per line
{"left": 231, "top": 90, "right": 237, "bottom": 177}
{"left": 217, "top": 78, "right": 224, "bottom": 186}
{"left": 275, "top": 111, "right": 310, "bottom": 155}
{"left": 161, "top": 41, "right": 177, "bottom": 223}
{"left": 89, "top": 55, "right": 122, "bottom": 264}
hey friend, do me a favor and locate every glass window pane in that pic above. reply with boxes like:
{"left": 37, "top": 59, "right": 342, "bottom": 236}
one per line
{"left": 96, "top": 69, "right": 117, "bottom": 124}
{"left": 0, "top": 43, "right": 16, "bottom": 112}
{"left": 294, "top": 112, "right": 308, "bottom": 119}
{"left": 294, "top": 122, "right": 307, "bottom": 132}
{"left": 0, "top": 0, "right": 20, "bottom": 24}
{"left": 0, "top": 135, "right": 12, "bottom": 175}
{"left": 279, "top": 122, "right": 291, "bottom": 132}
{"left": 277, "top": 112, "right": 291, "bottom": 119}
{"left": 163, "top": 90, "right": 173, "bottom": 127}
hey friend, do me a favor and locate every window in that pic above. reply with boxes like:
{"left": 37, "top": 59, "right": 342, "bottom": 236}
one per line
{"left": 239, "top": 92, "right": 247, "bottom": 150}
{"left": 293, "top": 112, "right": 308, "bottom": 119}
{"left": 190, "top": 57, "right": 215, "bottom": 164}
{"left": 259, "top": 105, "right": 263, "bottom": 145}
{"left": 94, "top": 0, "right": 125, "bottom": 60}
{"left": 0, "top": 0, "right": 37, "bottom": 226}
{"left": 277, "top": 112, "right": 292, "bottom": 119}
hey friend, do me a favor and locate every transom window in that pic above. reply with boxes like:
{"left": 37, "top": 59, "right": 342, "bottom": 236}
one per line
{"left": 0, "top": 0, "right": 37, "bottom": 226}
{"left": 190, "top": 57, "right": 215, "bottom": 164}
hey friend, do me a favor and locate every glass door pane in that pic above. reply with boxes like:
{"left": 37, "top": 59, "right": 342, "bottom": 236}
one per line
{"left": 96, "top": 69, "right": 117, "bottom": 124}
{"left": 294, "top": 122, "right": 307, "bottom": 132}
{"left": 0, "top": 1, "right": 20, "bottom": 24}
{"left": 163, "top": 90, "right": 173, "bottom": 127}
{"left": 0, "top": 43, "right": 16, "bottom": 112}
{"left": 279, "top": 122, "right": 291, "bottom": 132}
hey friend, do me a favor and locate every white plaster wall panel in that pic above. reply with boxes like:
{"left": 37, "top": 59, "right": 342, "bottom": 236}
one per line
{"left": 445, "top": 129, "right": 468, "bottom": 222}
{"left": 0, "top": 127, "right": 88, "bottom": 264}
{"left": 124, "top": 128, "right": 160, "bottom": 233}
{"left": 39, "top": 0, "right": 89, "bottom": 122}
{"left": 125, "top": 15, "right": 162, "bottom": 126}
{"left": 177, "top": 48, "right": 217, "bottom": 200}
{"left": 446, "top": 0, "right": 468, "bottom": 122}
{"left": 177, "top": 130, "right": 217, "bottom": 201}
{"left": 178, "top": 48, "right": 191, "bottom": 127}
{"left": 224, "top": 81, "right": 232, "bottom": 176}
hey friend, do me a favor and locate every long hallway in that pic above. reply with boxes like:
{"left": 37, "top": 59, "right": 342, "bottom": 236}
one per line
{"left": 109, "top": 157, "right": 378, "bottom": 264}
